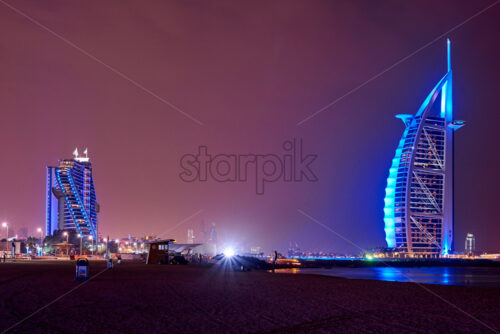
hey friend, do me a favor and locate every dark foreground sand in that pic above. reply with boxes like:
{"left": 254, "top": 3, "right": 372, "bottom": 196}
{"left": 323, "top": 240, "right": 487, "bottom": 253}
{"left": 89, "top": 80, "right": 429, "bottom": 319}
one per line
{"left": 0, "top": 261, "right": 499, "bottom": 334}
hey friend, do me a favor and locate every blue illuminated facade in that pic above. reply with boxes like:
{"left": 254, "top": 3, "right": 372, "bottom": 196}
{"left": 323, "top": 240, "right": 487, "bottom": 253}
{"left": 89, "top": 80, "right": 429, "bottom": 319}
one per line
{"left": 46, "top": 150, "right": 99, "bottom": 239}
{"left": 384, "top": 39, "right": 464, "bottom": 256}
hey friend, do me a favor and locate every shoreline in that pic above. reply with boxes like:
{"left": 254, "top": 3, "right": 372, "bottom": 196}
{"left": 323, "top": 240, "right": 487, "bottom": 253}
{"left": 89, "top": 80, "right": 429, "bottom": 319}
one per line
{"left": 274, "top": 266, "right": 500, "bottom": 287}
{"left": 287, "top": 258, "right": 500, "bottom": 268}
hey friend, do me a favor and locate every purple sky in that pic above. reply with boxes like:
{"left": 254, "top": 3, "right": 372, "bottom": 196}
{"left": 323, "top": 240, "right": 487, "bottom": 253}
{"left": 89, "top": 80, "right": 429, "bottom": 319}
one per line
{"left": 0, "top": 0, "right": 499, "bottom": 253}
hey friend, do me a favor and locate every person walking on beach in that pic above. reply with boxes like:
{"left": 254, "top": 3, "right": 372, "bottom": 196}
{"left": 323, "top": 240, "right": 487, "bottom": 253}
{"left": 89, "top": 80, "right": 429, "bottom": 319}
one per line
{"left": 272, "top": 250, "right": 278, "bottom": 273}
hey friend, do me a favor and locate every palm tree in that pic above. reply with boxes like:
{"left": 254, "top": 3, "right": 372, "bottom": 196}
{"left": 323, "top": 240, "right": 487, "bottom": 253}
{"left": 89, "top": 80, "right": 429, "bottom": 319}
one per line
{"left": 25, "top": 236, "right": 40, "bottom": 254}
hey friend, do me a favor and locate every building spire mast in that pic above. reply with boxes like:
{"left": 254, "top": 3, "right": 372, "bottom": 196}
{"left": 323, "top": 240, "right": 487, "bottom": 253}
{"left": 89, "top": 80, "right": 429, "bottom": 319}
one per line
{"left": 447, "top": 38, "right": 451, "bottom": 72}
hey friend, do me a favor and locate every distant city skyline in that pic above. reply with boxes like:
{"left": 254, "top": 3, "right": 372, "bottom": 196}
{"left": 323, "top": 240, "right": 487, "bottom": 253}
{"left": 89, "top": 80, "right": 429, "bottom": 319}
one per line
{"left": 0, "top": 1, "right": 498, "bottom": 253}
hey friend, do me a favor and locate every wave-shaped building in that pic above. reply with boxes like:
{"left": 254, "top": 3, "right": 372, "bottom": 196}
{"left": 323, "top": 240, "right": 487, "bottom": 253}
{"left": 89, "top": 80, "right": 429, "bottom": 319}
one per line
{"left": 46, "top": 149, "right": 99, "bottom": 239}
{"left": 383, "top": 39, "right": 464, "bottom": 257}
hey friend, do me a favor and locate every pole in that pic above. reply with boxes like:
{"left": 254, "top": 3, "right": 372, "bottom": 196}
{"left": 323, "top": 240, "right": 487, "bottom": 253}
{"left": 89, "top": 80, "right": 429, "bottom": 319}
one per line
{"left": 80, "top": 237, "right": 83, "bottom": 255}
{"left": 39, "top": 230, "right": 43, "bottom": 255}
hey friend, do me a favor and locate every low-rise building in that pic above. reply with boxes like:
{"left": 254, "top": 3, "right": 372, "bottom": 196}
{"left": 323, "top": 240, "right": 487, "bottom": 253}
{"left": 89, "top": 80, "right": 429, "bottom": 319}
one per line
{"left": 146, "top": 240, "right": 216, "bottom": 264}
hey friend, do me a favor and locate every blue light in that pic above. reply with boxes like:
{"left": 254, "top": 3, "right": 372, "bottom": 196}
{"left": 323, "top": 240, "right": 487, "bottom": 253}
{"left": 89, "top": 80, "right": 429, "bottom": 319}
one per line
{"left": 442, "top": 246, "right": 449, "bottom": 256}
{"left": 383, "top": 136, "right": 407, "bottom": 248}
{"left": 441, "top": 82, "right": 447, "bottom": 118}
{"left": 291, "top": 256, "right": 361, "bottom": 260}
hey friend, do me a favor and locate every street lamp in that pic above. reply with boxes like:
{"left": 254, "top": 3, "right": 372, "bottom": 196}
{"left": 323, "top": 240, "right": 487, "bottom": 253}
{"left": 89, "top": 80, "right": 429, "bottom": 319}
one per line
{"left": 1, "top": 222, "right": 8, "bottom": 241}
{"left": 37, "top": 228, "right": 43, "bottom": 255}
{"left": 62, "top": 231, "right": 69, "bottom": 255}
{"left": 88, "top": 235, "right": 94, "bottom": 255}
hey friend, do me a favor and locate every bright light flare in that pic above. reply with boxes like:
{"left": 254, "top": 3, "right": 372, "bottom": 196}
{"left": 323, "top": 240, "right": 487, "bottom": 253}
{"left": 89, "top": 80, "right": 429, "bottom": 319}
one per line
{"left": 223, "top": 248, "right": 235, "bottom": 258}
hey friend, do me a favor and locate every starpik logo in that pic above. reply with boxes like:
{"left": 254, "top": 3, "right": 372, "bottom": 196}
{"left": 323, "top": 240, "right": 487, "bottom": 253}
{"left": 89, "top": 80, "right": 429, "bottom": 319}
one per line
{"left": 179, "top": 139, "right": 318, "bottom": 194}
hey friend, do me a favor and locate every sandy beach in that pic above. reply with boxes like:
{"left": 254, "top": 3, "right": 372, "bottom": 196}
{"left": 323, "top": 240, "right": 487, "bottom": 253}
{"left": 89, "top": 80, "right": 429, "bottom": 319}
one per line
{"left": 0, "top": 261, "right": 499, "bottom": 333}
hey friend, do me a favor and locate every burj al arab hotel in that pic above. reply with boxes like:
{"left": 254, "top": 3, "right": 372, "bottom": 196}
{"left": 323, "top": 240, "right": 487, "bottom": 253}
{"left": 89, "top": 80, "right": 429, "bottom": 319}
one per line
{"left": 383, "top": 39, "right": 465, "bottom": 257}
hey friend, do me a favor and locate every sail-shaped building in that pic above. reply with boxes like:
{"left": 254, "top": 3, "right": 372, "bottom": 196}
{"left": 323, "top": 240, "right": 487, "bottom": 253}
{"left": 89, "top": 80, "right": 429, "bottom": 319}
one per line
{"left": 383, "top": 39, "right": 464, "bottom": 256}
{"left": 46, "top": 149, "right": 99, "bottom": 239}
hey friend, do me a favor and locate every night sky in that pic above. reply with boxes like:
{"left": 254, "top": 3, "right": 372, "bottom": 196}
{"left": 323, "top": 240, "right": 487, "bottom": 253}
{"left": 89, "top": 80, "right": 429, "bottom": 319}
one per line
{"left": 0, "top": 1, "right": 498, "bottom": 253}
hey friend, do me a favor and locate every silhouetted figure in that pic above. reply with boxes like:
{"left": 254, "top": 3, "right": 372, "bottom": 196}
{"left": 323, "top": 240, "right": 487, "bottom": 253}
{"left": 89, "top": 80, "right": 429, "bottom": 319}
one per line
{"left": 273, "top": 250, "right": 278, "bottom": 273}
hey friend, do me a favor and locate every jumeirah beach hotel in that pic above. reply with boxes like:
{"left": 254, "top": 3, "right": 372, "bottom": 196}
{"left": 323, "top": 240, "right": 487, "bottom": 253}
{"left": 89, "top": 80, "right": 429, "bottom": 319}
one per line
{"left": 46, "top": 148, "right": 99, "bottom": 239}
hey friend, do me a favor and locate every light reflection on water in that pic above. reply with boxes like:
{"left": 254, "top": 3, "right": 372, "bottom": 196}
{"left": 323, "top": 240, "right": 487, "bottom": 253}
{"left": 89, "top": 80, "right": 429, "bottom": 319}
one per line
{"left": 276, "top": 267, "right": 500, "bottom": 286}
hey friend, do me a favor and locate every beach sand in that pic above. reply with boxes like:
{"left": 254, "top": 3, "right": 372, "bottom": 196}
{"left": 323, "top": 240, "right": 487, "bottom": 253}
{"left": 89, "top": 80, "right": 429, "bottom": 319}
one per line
{"left": 0, "top": 261, "right": 499, "bottom": 333}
